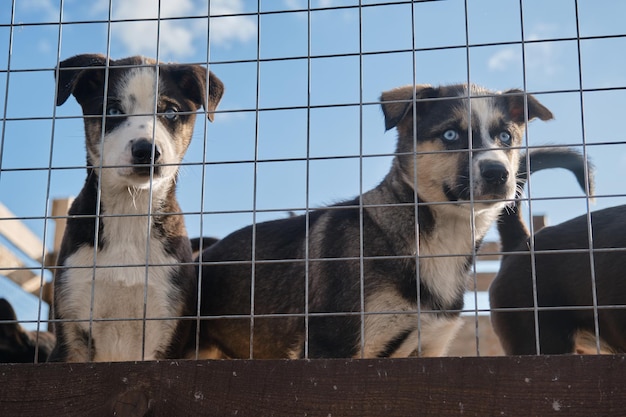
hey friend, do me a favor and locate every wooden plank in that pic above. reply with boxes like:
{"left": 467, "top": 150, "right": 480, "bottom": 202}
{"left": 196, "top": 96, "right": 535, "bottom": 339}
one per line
{"left": 0, "top": 356, "right": 624, "bottom": 417}
{"left": 21, "top": 274, "right": 46, "bottom": 294}
{"left": 0, "top": 202, "right": 46, "bottom": 261}
{"left": 476, "top": 241, "right": 501, "bottom": 261}
{"left": 470, "top": 272, "right": 496, "bottom": 292}
{"left": 51, "top": 198, "right": 73, "bottom": 255}
{"left": 0, "top": 243, "right": 37, "bottom": 285}
{"left": 447, "top": 315, "right": 504, "bottom": 357}
{"left": 533, "top": 214, "right": 547, "bottom": 232}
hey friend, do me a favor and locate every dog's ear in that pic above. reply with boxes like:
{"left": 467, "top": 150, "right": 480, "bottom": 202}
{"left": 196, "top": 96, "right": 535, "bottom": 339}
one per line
{"left": 169, "top": 66, "right": 224, "bottom": 122}
{"left": 380, "top": 84, "right": 436, "bottom": 131}
{"left": 56, "top": 54, "right": 109, "bottom": 106}
{"left": 502, "top": 89, "right": 554, "bottom": 123}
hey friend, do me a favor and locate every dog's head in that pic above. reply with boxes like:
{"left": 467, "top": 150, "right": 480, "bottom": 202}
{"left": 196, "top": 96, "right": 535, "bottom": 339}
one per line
{"left": 381, "top": 84, "right": 553, "bottom": 210}
{"left": 56, "top": 54, "right": 224, "bottom": 191}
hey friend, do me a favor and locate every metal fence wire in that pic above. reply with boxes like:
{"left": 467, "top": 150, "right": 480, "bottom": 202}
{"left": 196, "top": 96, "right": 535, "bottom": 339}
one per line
{"left": 0, "top": 0, "right": 624, "bottom": 363}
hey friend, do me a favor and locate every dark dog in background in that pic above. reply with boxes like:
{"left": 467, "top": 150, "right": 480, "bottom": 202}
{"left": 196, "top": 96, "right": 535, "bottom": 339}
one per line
{"left": 49, "top": 54, "right": 223, "bottom": 362}
{"left": 194, "top": 83, "right": 590, "bottom": 359}
{"left": 489, "top": 200, "right": 626, "bottom": 356}
{"left": 0, "top": 298, "right": 55, "bottom": 363}
{"left": 190, "top": 237, "right": 219, "bottom": 259}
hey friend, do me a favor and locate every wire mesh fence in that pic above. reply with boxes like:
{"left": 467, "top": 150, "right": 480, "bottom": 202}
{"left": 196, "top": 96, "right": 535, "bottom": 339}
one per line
{"left": 0, "top": 0, "right": 624, "bottom": 364}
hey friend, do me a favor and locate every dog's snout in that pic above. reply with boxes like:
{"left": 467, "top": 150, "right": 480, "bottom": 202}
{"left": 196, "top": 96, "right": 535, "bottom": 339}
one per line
{"left": 131, "top": 139, "right": 161, "bottom": 164}
{"left": 480, "top": 161, "right": 509, "bottom": 186}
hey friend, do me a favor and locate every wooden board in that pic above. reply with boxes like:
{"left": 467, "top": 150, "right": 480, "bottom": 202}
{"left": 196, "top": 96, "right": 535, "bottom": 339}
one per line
{"left": 0, "top": 202, "right": 46, "bottom": 262}
{"left": 0, "top": 356, "right": 624, "bottom": 417}
{"left": 0, "top": 243, "right": 37, "bottom": 285}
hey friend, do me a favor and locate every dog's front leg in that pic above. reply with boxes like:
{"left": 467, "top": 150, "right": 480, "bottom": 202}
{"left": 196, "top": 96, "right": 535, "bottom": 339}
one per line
{"left": 57, "top": 324, "right": 94, "bottom": 362}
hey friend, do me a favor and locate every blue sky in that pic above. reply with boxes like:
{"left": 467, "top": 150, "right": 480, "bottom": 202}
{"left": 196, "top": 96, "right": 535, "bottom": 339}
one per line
{"left": 1, "top": 0, "right": 625, "bottom": 327}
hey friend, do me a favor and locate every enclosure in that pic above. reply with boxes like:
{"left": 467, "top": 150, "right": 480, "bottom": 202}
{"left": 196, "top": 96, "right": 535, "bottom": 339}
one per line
{"left": 1, "top": 0, "right": 625, "bottom": 416}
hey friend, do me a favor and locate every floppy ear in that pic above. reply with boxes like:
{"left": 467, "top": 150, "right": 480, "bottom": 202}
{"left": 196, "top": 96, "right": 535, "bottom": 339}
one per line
{"left": 56, "top": 53, "right": 109, "bottom": 106}
{"left": 502, "top": 89, "right": 554, "bottom": 123}
{"left": 170, "top": 65, "right": 224, "bottom": 122}
{"left": 380, "top": 84, "right": 436, "bottom": 131}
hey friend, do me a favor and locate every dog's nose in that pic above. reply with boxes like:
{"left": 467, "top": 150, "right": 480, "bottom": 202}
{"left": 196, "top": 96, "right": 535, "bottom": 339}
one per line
{"left": 131, "top": 139, "right": 161, "bottom": 164}
{"left": 480, "top": 161, "right": 509, "bottom": 185}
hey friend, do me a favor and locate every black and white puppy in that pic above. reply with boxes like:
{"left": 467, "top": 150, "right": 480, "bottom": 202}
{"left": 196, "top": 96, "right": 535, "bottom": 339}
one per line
{"left": 489, "top": 201, "right": 626, "bottom": 356}
{"left": 195, "top": 83, "right": 588, "bottom": 359}
{"left": 49, "top": 54, "right": 224, "bottom": 362}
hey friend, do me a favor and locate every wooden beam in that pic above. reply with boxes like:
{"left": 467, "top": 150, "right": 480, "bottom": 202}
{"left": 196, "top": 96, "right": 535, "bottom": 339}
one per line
{"left": 21, "top": 274, "right": 47, "bottom": 294}
{"left": 476, "top": 241, "right": 501, "bottom": 261}
{"left": 470, "top": 272, "right": 496, "bottom": 292}
{"left": 0, "top": 356, "right": 623, "bottom": 417}
{"left": 51, "top": 198, "right": 73, "bottom": 255}
{"left": 0, "top": 202, "right": 46, "bottom": 262}
{"left": 533, "top": 214, "right": 547, "bottom": 233}
{"left": 0, "top": 243, "right": 37, "bottom": 285}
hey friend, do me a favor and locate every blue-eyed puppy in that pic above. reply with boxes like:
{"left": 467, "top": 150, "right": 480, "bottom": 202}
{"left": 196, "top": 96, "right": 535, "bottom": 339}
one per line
{"left": 194, "top": 84, "right": 588, "bottom": 359}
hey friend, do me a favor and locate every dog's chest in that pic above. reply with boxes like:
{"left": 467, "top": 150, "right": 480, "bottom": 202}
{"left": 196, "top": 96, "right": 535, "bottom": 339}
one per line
{"left": 418, "top": 218, "right": 476, "bottom": 304}
{"left": 417, "top": 208, "right": 496, "bottom": 305}
{"left": 60, "top": 204, "right": 180, "bottom": 361}
{"left": 362, "top": 208, "right": 497, "bottom": 357}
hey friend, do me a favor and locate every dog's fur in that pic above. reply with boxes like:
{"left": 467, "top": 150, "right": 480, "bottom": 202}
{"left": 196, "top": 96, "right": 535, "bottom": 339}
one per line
{"left": 489, "top": 200, "right": 626, "bottom": 356}
{"left": 194, "top": 83, "right": 588, "bottom": 359}
{"left": 0, "top": 298, "right": 56, "bottom": 363}
{"left": 49, "top": 54, "right": 223, "bottom": 362}
{"left": 190, "top": 237, "right": 219, "bottom": 259}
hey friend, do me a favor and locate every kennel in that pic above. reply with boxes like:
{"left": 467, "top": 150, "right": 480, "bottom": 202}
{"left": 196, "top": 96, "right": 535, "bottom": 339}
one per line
{"left": 1, "top": 0, "right": 625, "bottom": 415}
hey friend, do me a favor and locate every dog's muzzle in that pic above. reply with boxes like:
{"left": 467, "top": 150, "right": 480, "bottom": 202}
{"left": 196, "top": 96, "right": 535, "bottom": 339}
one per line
{"left": 444, "top": 160, "right": 512, "bottom": 203}
{"left": 131, "top": 139, "right": 161, "bottom": 176}
{"left": 480, "top": 161, "right": 509, "bottom": 186}
{"left": 478, "top": 160, "right": 511, "bottom": 199}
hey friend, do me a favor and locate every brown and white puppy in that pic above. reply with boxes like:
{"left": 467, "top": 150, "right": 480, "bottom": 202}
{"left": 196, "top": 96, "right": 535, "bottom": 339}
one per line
{"left": 489, "top": 202, "right": 626, "bottom": 356}
{"left": 0, "top": 298, "right": 56, "bottom": 363}
{"left": 195, "top": 83, "right": 587, "bottom": 359}
{"left": 49, "top": 54, "right": 223, "bottom": 362}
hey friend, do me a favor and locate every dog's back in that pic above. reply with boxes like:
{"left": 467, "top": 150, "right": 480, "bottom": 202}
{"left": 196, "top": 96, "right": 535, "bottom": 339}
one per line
{"left": 490, "top": 204, "right": 626, "bottom": 354}
{"left": 0, "top": 298, "right": 55, "bottom": 363}
{"left": 198, "top": 204, "right": 370, "bottom": 358}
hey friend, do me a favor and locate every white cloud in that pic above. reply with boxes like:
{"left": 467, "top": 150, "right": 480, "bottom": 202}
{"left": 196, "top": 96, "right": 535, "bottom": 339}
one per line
{"left": 488, "top": 24, "right": 561, "bottom": 77}
{"left": 488, "top": 48, "right": 519, "bottom": 72}
{"left": 37, "top": 38, "right": 53, "bottom": 54}
{"left": 208, "top": 14, "right": 256, "bottom": 47}
{"left": 316, "top": 0, "right": 335, "bottom": 8}
{"left": 19, "top": 0, "right": 59, "bottom": 21}
{"left": 91, "top": 0, "right": 255, "bottom": 59}
{"left": 284, "top": 0, "right": 306, "bottom": 9}
{"left": 284, "top": 0, "right": 334, "bottom": 9}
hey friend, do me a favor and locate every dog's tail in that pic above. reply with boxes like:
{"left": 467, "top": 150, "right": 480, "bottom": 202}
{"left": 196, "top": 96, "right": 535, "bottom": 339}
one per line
{"left": 497, "top": 147, "right": 594, "bottom": 252}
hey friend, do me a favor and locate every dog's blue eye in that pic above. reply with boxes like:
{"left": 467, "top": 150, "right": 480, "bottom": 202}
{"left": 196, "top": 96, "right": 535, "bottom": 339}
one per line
{"left": 106, "top": 106, "right": 123, "bottom": 116}
{"left": 442, "top": 129, "right": 459, "bottom": 141}
{"left": 163, "top": 107, "right": 179, "bottom": 120}
{"left": 498, "top": 131, "right": 512, "bottom": 144}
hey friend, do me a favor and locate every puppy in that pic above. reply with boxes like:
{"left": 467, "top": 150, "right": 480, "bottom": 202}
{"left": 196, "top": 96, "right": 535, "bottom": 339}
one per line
{"left": 0, "top": 298, "right": 56, "bottom": 363}
{"left": 195, "top": 83, "right": 588, "bottom": 359}
{"left": 49, "top": 54, "right": 223, "bottom": 362}
{"left": 489, "top": 201, "right": 626, "bottom": 356}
